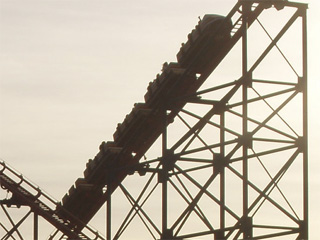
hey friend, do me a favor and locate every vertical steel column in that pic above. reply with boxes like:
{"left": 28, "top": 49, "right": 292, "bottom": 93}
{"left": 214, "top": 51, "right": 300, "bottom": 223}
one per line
{"left": 34, "top": 212, "right": 38, "bottom": 240}
{"left": 219, "top": 112, "right": 226, "bottom": 239}
{"left": 241, "top": 2, "right": 251, "bottom": 239}
{"left": 106, "top": 187, "right": 112, "bottom": 240}
{"left": 301, "top": 6, "right": 309, "bottom": 240}
{"left": 161, "top": 108, "right": 169, "bottom": 239}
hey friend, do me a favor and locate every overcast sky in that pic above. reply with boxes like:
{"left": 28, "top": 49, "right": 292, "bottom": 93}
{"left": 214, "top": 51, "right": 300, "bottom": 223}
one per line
{"left": 0, "top": 0, "right": 319, "bottom": 239}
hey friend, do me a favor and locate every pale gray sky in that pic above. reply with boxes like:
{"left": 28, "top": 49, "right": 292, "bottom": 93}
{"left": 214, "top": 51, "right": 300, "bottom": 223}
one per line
{"left": 0, "top": 0, "right": 319, "bottom": 239}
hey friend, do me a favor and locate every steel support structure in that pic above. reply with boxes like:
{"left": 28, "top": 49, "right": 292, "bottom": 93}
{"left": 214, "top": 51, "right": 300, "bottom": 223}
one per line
{"left": 0, "top": 160, "right": 105, "bottom": 240}
{"left": 106, "top": 1, "right": 308, "bottom": 240}
{"left": 0, "top": 1, "right": 308, "bottom": 240}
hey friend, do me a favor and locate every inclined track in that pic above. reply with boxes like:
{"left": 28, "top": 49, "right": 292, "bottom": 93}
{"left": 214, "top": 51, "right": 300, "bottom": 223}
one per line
{"left": 0, "top": 1, "right": 294, "bottom": 238}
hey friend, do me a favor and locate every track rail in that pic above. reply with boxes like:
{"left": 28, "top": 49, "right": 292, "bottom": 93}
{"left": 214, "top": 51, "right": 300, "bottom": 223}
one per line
{"left": 0, "top": 161, "right": 104, "bottom": 239}
{"left": 59, "top": 0, "right": 275, "bottom": 229}
{"left": 0, "top": 0, "right": 308, "bottom": 238}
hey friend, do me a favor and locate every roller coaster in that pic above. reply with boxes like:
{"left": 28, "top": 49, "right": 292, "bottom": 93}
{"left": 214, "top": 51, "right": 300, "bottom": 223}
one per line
{"left": 0, "top": 0, "right": 308, "bottom": 239}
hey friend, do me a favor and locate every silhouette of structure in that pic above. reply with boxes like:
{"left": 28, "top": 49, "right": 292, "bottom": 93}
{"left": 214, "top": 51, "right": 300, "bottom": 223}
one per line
{"left": 0, "top": 0, "right": 308, "bottom": 239}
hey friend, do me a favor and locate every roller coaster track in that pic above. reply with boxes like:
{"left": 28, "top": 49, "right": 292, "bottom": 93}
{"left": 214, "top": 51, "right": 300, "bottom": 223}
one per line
{"left": 0, "top": 161, "right": 104, "bottom": 239}
{"left": 60, "top": 0, "right": 272, "bottom": 229}
{"left": 0, "top": 0, "right": 308, "bottom": 239}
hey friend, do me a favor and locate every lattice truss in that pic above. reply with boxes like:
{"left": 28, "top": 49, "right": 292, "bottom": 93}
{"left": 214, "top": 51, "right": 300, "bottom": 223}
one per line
{"left": 0, "top": 1, "right": 308, "bottom": 240}
{"left": 108, "top": 3, "right": 308, "bottom": 240}
{"left": 0, "top": 161, "right": 105, "bottom": 239}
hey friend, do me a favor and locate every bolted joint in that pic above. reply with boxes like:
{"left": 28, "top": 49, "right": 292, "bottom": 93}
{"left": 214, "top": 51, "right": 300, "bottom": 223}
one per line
{"left": 160, "top": 229, "right": 174, "bottom": 240}
{"left": 242, "top": 71, "right": 252, "bottom": 88}
{"left": 162, "top": 149, "right": 177, "bottom": 172}
{"left": 214, "top": 229, "right": 225, "bottom": 240}
{"left": 158, "top": 150, "right": 177, "bottom": 183}
{"left": 238, "top": 132, "right": 253, "bottom": 149}
{"left": 213, "top": 101, "right": 229, "bottom": 115}
{"left": 213, "top": 154, "right": 228, "bottom": 176}
{"left": 296, "top": 76, "right": 305, "bottom": 92}
{"left": 296, "top": 136, "right": 306, "bottom": 152}
{"left": 298, "top": 220, "right": 307, "bottom": 240}
{"left": 240, "top": 216, "right": 253, "bottom": 239}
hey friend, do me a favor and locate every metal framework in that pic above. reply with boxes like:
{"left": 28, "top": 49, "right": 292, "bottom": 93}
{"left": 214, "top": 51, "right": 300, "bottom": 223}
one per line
{"left": 0, "top": 160, "right": 105, "bottom": 239}
{"left": 0, "top": 1, "right": 308, "bottom": 239}
{"left": 106, "top": 1, "right": 308, "bottom": 239}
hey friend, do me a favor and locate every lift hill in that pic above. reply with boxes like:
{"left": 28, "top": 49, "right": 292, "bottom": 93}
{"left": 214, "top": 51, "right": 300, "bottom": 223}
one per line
{"left": 0, "top": 1, "right": 301, "bottom": 239}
